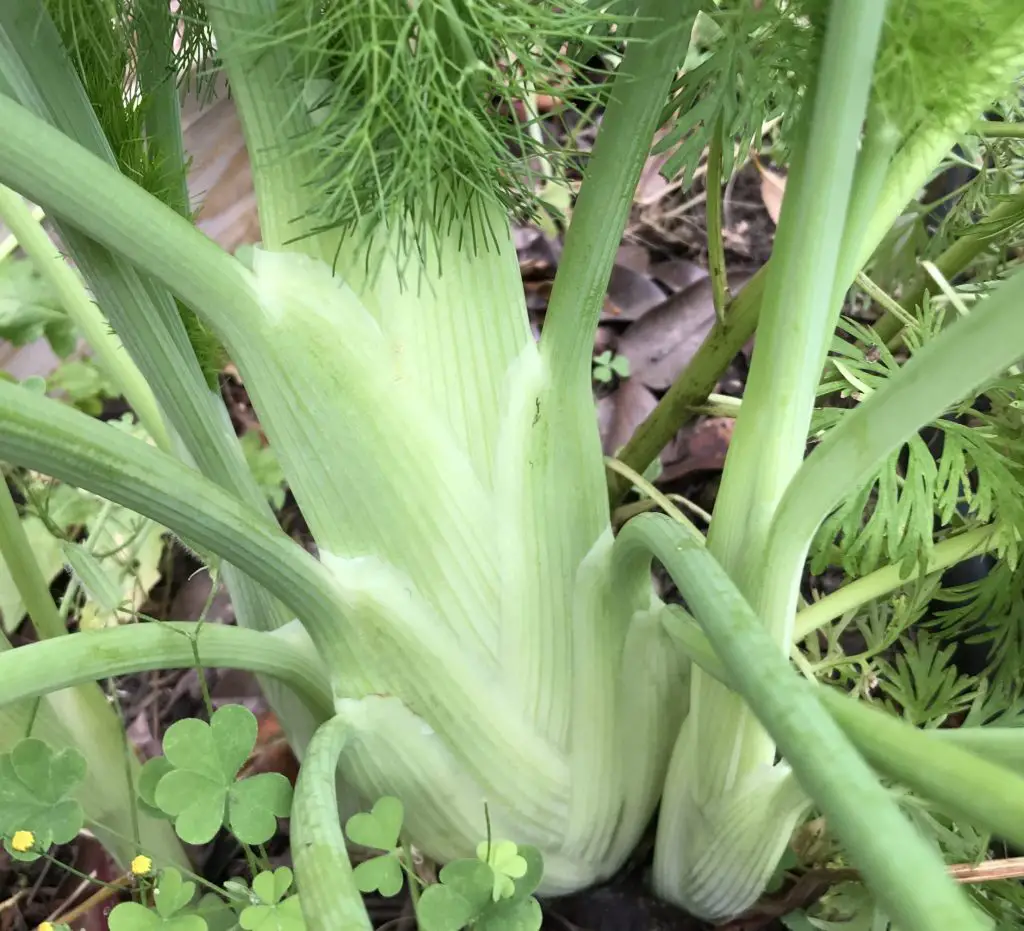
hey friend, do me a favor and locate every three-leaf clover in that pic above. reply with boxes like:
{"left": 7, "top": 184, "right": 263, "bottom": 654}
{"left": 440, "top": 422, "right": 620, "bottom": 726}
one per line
{"left": 239, "top": 867, "right": 306, "bottom": 931}
{"left": 109, "top": 869, "right": 206, "bottom": 931}
{"left": 592, "top": 350, "right": 630, "bottom": 384}
{"left": 344, "top": 797, "right": 405, "bottom": 897}
{"left": 0, "top": 739, "right": 85, "bottom": 860}
{"left": 417, "top": 844, "right": 544, "bottom": 931}
{"left": 476, "top": 840, "right": 527, "bottom": 902}
{"left": 147, "top": 706, "right": 292, "bottom": 845}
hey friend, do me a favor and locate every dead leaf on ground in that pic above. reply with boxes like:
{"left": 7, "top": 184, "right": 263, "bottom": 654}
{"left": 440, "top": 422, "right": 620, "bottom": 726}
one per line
{"left": 601, "top": 264, "right": 669, "bottom": 321}
{"left": 649, "top": 259, "right": 709, "bottom": 293}
{"left": 615, "top": 243, "right": 650, "bottom": 275}
{"left": 659, "top": 417, "right": 735, "bottom": 483}
{"left": 598, "top": 377, "right": 659, "bottom": 456}
{"left": 615, "top": 272, "right": 754, "bottom": 389}
{"left": 754, "top": 156, "right": 787, "bottom": 225}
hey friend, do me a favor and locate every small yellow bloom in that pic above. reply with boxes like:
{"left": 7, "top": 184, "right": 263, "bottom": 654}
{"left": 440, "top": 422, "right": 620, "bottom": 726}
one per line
{"left": 131, "top": 854, "right": 153, "bottom": 876}
{"left": 38, "top": 923, "right": 54, "bottom": 931}
{"left": 11, "top": 830, "right": 35, "bottom": 852}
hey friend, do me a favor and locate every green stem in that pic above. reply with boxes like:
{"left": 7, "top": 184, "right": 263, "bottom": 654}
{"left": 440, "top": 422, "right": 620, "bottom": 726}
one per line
{"left": 0, "top": 475, "right": 65, "bottom": 639}
{"left": 608, "top": 268, "right": 765, "bottom": 504}
{"left": 0, "top": 186, "right": 171, "bottom": 451}
{"left": 618, "top": 513, "right": 987, "bottom": 931}
{"left": 134, "top": 0, "right": 189, "bottom": 219}
{"left": 0, "top": 621, "right": 332, "bottom": 718}
{"left": 0, "top": 95, "right": 261, "bottom": 350}
{"left": 680, "top": 3, "right": 888, "bottom": 838}
{"left": 660, "top": 602, "right": 1024, "bottom": 837}
{"left": 706, "top": 117, "right": 728, "bottom": 323}
{"left": 818, "top": 688, "right": 1024, "bottom": 848}
{"left": 204, "top": 0, "right": 327, "bottom": 258}
{"left": 0, "top": 382, "right": 566, "bottom": 815}
{"left": 792, "top": 525, "right": 996, "bottom": 643}
{"left": 707, "top": 2, "right": 887, "bottom": 595}
{"left": 292, "top": 716, "right": 373, "bottom": 931}
{"left": 767, "top": 261, "right": 1024, "bottom": 615}
{"left": 972, "top": 120, "right": 1024, "bottom": 138}
{"left": 613, "top": 92, "right": 983, "bottom": 506}
{"left": 872, "top": 185, "right": 1024, "bottom": 345}
{"left": 540, "top": 0, "right": 699, "bottom": 394}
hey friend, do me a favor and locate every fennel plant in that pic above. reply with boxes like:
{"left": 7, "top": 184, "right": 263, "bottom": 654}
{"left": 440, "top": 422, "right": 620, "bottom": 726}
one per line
{"left": 2, "top": 2, "right": 1024, "bottom": 930}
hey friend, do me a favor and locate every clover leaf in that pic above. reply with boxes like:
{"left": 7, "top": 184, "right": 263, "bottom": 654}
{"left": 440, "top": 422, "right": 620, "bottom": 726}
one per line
{"left": 476, "top": 841, "right": 527, "bottom": 902}
{"left": 417, "top": 859, "right": 494, "bottom": 931}
{"left": 417, "top": 846, "right": 544, "bottom": 931}
{"left": 109, "top": 869, "right": 206, "bottom": 931}
{"left": 0, "top": 739, "right": 85, "bottom": 860}
{"left": 345, "top": 797, "right": 405, "bottom": 897}
{"left": 151, "top": 706, "right": 292, "bottom": 844}
{"left": 239, "top": 868, "right": 306, "bottom": 931}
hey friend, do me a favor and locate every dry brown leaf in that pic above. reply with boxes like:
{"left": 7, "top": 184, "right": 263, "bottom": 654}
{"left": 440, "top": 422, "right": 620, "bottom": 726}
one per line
{"left": 598, "top": 378, "right": 659, "bottom": 456}
{"left": 755, "top": 156, "right": 787, "bottom": 225}
{"left": 616, "top": 272, "right": 754, "bottom": 389}
{"left": 601, "top": 264, "right": 668, "bottom": 321}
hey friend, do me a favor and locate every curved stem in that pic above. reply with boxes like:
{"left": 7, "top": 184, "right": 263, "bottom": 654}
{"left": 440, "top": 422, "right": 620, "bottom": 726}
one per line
{"left": 540, "top": 0, "right": 699, "bottom": 394}
{"left": 0, "top": 476, "right": 65, "bottom": 639}
{"left": 0, "top": 185, "right": 171, "bottom": 452}
{"left": 0, "top": 94, "right": 263, "bottom": 350}
{"left": 0, "top": 378, "right": 348, "bottom": 652}
{"left": 617, "top": 512, "right": 986, "bottom": 931}
{"left": 292, "top": 716, "right": 373, "bottom": 931}
{"left": 0, "top": 621, "right": 333, "bottom": 719}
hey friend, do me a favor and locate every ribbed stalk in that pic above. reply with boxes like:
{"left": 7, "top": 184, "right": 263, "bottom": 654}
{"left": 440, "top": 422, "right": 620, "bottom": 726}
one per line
{"left": 616, "top": 513, "right": 988, "bottom": 931}
{"left": 291, "top": 716, "right": 373, "bottom": 931}
{"left": 204, "top": 0, "right": 327, "bottom": 256}
{"left": 0, "top": 622, "right": 332, "bottom": 718}
{"left": 660, "top": 8, "right": 887, "bottom": 916}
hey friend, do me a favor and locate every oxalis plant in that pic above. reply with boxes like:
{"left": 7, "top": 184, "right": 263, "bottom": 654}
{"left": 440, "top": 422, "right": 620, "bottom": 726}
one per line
{"left": 4, "top": 0, "right": 1024, "bottom": 928}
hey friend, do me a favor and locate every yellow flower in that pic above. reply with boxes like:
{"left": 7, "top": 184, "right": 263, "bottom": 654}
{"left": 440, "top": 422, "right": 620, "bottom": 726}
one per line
{"left": 38, "top": 923, "right": 54, "bottom": 931}
{"left": 11, "top": 830, "right": 34, "bottom": 852}
{"left": 131, "top": 854, "right": 153, "bottom": 876}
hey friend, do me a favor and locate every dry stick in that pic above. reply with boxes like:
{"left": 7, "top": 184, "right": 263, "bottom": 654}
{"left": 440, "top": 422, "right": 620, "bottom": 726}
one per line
{"left": 47, "top": 875, "right": 133, "bottom": 926}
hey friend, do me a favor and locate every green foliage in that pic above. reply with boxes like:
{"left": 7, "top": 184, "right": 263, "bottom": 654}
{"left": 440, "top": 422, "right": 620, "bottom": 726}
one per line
{"left": 875, "top": 631, "right": 979, "bottom": 727}
{"left": 810, "top": 313, "right": 1024, "bottom": 578}
{"left": 109, "top": 869, "right": 206, "bottom": 931}
{"left": 254, "top": 0, "right": 621, "bottom": 248}
{"left": 417, "top": 842, "right": 543, "bottom": 931}
{"left": 143, "top": 705, "right": 292, "bottom": 845}
{"left": 0, "top": 255, "right": 75, "bottom": 357}
{"left": 345, "top": 796, "right": 405, "bottom": 896}
{"left": 657, "top": 1, "right": 825, "bottom": 184}
{"left": 239, "top": 433, "right": 287, "bottom": 511}
{"left": 0, "top": 738, "right": 85, "bottom": 861}
{"left": 239, "top": 868, "right": 306, "bottom": 931}
{"left": 592, "top": 350, "right": 629, "bottom": 385}
{"left": 46, "top": 359, "right": 118, "bottom": 416}
{"left": 44, "top": 0, "right": 225, "bottom": 387}
{"left": 0, "top": 451, "right": 167, "bottom": 634}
